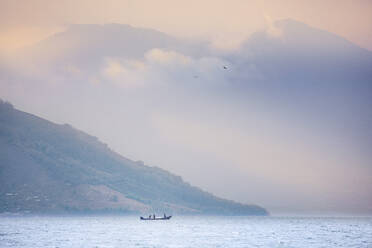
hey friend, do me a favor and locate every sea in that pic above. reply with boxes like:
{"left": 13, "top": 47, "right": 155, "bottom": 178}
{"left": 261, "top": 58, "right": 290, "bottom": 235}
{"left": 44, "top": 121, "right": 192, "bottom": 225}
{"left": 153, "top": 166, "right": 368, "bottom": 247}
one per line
{"left": 0, "top": 215, "right": 371, "bottom": 248}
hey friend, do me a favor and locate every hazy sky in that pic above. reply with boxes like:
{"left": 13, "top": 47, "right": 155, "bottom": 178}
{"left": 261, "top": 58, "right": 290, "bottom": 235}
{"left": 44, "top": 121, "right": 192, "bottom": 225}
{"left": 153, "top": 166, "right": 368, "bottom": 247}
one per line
{"left": 1, "top": 0, "right": 372, "bottom": 52}
{"left": 0, "top": 0, "right": 371, "bottom": 215}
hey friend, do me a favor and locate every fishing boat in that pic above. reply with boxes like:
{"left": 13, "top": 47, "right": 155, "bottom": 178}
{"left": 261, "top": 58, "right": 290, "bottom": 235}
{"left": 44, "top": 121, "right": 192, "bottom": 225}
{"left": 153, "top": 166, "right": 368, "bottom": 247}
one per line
{"left": 140, "top": 215, "right": 172, "bottom": 220}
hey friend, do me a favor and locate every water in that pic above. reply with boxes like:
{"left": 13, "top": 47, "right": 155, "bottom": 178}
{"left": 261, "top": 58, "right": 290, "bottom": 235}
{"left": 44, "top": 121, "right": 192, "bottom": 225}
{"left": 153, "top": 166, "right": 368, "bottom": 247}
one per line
{"left": 0, "top": 216, "right": 371, "bottom": 247}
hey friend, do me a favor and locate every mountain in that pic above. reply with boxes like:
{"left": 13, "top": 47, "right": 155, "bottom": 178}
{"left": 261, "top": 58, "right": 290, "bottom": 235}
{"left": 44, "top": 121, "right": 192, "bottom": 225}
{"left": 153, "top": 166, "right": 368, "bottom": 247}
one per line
{"left": 16, "top": 23, "right": 207, "bottom": 74}
{"left": 218, "top": 19, "right": 372, "bottom": 92}
{"left": 9, "top": 20, "right": 372, "bottom": 87}
{"left": 0, "top": 100, "right": 268, "bottom": 215}
{"left": 225, "top": 19, "right": 372, "bottom": 150}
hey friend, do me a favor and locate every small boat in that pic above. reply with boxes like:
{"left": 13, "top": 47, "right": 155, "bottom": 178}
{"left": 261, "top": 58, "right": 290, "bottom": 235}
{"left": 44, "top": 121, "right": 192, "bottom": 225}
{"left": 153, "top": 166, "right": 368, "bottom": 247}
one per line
{"left": 140, "top": 215, "right": 172, "bottom": 220}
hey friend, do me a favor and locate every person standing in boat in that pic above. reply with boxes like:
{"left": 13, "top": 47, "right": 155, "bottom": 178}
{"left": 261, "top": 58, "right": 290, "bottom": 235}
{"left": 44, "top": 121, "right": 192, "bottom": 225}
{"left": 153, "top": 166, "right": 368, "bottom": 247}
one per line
{"left": 153, "top": 214, "right": 156, "bottom": 219}
{"left": 164, "top": 213, "right": 166, "bottom": 218}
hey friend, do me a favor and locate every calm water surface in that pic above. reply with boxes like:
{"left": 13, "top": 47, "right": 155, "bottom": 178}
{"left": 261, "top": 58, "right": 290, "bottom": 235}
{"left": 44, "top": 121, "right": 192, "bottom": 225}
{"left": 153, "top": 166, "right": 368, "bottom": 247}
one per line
{"left": 0, "top": 216, "right": 371, "bottom": 247}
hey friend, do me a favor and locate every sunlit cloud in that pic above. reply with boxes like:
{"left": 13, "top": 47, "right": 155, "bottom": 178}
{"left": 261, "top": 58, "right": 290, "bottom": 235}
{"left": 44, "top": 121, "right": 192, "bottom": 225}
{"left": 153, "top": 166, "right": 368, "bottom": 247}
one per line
{"left": 100, "top": 48, "right": 231, "bottom": 89}
{"left": 264, "top": 14, "right": 283, "bottom": 38}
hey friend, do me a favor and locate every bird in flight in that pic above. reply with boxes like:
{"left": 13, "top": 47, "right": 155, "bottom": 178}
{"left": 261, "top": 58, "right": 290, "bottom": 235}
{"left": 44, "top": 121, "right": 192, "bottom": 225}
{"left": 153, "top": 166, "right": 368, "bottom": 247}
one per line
{"left": 223, "top": 66, "right": 228, "bottom": 69}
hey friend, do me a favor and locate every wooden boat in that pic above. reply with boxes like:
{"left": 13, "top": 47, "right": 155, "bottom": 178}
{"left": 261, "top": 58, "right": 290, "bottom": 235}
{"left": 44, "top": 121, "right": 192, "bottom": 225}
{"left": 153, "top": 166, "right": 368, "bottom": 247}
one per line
{"left": 140, "top": 215, "right": 172, "bottom": 220}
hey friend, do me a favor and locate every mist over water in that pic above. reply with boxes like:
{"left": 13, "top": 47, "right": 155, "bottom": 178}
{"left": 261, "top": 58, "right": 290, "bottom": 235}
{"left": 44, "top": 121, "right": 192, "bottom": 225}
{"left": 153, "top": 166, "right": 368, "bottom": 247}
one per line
{"left": 0, "top": 216, "right": 371, "bottom": 248}
{"left": 1, "top": 14, "right": 372, "bottom": 216}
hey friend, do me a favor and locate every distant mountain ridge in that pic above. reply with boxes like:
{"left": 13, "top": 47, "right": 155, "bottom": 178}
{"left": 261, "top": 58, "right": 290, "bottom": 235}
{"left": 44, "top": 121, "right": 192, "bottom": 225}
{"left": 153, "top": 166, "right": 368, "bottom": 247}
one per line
{"left": 229, "top": 19, "right": 372, "bottom": 84}
{"left": 0, "top": 100, "right": 268, "bottom": 215}
{"left": 20, "top": 23, "right": 207, "bottom": 72}
{"left": 13, "top": 20, "right": 372, "bottom": 88}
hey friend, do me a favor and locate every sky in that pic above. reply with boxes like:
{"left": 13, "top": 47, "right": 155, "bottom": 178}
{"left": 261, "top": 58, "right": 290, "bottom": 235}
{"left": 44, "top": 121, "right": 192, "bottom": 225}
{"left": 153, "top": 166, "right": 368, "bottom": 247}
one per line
{"left": 0, "top": 0, "right": 371, "bottom": 215}
{"left": 1, "top": 0, "right": 372, "bottom": 52}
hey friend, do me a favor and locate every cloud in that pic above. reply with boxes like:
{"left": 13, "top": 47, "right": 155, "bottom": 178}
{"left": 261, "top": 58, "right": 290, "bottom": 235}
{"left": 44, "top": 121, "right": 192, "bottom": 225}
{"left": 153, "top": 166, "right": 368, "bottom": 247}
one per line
{"left": 145, "top": 49, "right": 191, "bottom": 65}
{"left": 101, "top": 48, "right": 231, "bottom": 89}
{"left": 102, "top": 58, "right": 146, "bottom": 88}
{"left": 264, "top": 14, "right": 283, "bottom": 38}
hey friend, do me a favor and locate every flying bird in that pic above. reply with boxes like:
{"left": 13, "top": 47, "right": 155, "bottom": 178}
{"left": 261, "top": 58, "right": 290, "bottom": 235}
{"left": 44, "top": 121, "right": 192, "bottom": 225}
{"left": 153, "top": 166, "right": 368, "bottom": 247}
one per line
{"left": 223, "top": 66, "right": 228, "bottom": 69}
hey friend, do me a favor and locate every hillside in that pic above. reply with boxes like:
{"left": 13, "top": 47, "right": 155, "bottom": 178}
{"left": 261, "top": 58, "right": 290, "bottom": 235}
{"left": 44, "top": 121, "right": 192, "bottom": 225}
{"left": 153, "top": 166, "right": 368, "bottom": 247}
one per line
{"left": 0, "top": 100, "right": 268, "bottom": 215}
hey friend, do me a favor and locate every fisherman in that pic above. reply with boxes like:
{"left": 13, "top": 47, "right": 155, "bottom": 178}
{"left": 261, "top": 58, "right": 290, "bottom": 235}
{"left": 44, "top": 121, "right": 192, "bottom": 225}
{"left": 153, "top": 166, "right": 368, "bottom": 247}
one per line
{"left": 164, "top": 213, "right": 166, "bottom": 218}
{"left": 149, "top": 215, "right": 151, "bottom": 219}
{"left": 153, "top": 214, "right": 156, "bottom": 219}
